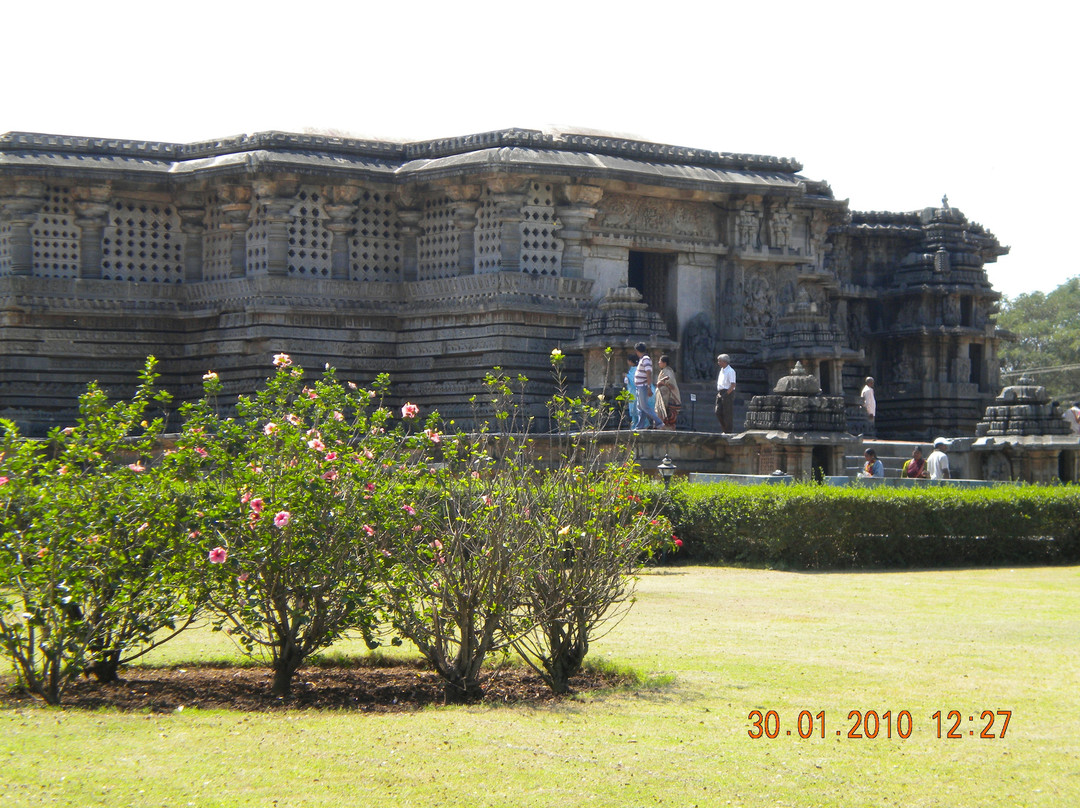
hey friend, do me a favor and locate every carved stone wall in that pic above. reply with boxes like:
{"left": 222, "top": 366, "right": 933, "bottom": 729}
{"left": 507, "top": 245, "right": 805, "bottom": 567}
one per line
{"left": 0, "top": 128, "right": 1009, "bottom": 439}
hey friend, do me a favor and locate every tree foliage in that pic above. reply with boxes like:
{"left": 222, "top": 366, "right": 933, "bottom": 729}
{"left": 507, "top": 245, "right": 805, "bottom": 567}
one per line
{"left": 997, "top": 276, "right": 1080, "bottom": 402}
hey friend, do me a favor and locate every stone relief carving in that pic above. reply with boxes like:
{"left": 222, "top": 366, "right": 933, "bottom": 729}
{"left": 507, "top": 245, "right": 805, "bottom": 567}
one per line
{"left": 736, "top": 202, "right": 760, "bottom": 250}
{"left": 722, "top": 272, "right": 743, "bottom": 328}
{"left": 942, "top": 295, "right": 960, "bottom": 326}
{"left": 745, "top": 275, "right": 776, "bottom": 337}
{"left": 890, "top": 356, "right": 916, "bottom": 384}
{"left": 768, "top": 202, "right": 792, "bottom": 249}
{"left": 680, "top": 313, "right": 717, "bottom": 381}
{"left": 594, "top": 194, "right": 717, "bottom": 240}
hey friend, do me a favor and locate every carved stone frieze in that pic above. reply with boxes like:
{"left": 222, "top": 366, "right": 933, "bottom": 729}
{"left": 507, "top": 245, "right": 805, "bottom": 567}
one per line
{"left": 594, "top": 194, "right": 718, "bottom": 242}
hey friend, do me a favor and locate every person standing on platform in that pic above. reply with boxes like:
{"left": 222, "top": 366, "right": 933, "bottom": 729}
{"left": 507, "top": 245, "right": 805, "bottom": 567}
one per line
{"left": 633, "top": 342, "right": 663, "bottom": 430}
{"left": 654, "top": 354, "right": 682, "bottom": 431}
{"left": 715, "top": 353, "right": 736, "bottom": 433}
{"left": 1064, "top": 401, "right": 1080, "bottom": 436}
{"left": 624, "top": 354, "right": 640, "bottom": 428}
{"left": 861, "top": 376, "right": 876, "bottom": 436}
{"left": 927, "top": 437, "right": 951, "bottom": 480}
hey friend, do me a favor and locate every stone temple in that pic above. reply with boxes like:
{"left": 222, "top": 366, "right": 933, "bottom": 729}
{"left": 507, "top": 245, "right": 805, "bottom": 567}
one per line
{"left": 0, "top": 128, "right": 1008, "bottom": 437}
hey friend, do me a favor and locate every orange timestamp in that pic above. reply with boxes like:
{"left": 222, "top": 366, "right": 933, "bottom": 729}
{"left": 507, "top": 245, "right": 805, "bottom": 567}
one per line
{"left": 747, "top": 709, "right": 1012, "bottom": 740}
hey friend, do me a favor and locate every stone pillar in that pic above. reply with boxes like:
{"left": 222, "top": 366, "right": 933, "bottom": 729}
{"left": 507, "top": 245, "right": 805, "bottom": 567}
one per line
{"left": 489, "top": 179, "right": 528, "bottom": 272}
{"left": 556, "top": 184, "right": 602, "bottom": 279}
{"left": 396, "top": 189, "right": 422, "bottom": 282}
{"left": 253, "top": 179, "right": 298, "bottom": 278}
{"left": 448, "top": 185, "right": 481, "bottom": 276}
{"left": 324, "top": 186, "right": 360, "bottom": 281}
{"left": 177, "top": 200, "right": 206, "bottom": 283}
{"left": 218, "top": 185, "right": 252, "bottom": 279}
{"left": 0, "top": 181, "right": 46, "bottom": 276}
{"left": 71, "top": 185, "right": 112, "bottom": 280}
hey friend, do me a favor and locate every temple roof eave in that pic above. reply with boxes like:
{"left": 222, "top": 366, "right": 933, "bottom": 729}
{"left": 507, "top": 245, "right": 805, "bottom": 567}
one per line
{"left": 0, "top": 129, "right": 820, "bottom": 197}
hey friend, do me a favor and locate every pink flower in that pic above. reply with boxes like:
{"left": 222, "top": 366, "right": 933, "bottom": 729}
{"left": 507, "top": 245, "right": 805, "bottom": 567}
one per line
{"left": 322, "top": 469, "right": 338, "bottom": 482}
{"left": 136, "top": 522, "right": 149, "bottom": 533}
{"left": 273, "top": 511, "right": 291, "bottom": 528}
{"left": 436, "top": 555, "right": 446, "bottom": 565}
{"left": 673, "top": 537, "right": 684, "bottom": 549}
{"left": 273, "top": 353, "right": 292, "bottom": 367}
{"left": 127, "top": 463, "right": 146, "bottom": 473}
{"left": 250, "top": 498, "right": 264, "bottom": 513}
{"left": 0, "top": 476, "right": 9, "bottom": 486}
{"left": 286, "top": 413, "right": 301, "bottom": 426}
{"left": 365, "top": 482, "right": 375, "bottom": 491}
{"left": 332, "top": 411, "right": 344, "bottom": 422}
{"left": 431, "top": 539, "right": 443, "bottom": 551}
{"left": 238, "top": 572, "right": 249, "bottom": 583}
{"left": 402, "top": 504, "right": 416, "bottom": 516}
{"left": 303, "top": 387, "right": 318, "bottom": 400}
{"left": 308, "top": 438, "right": 326, "bottom": 451}
{"left": 401, "top": 402, "right": 420, "bottom": 419}
{"left": 194, "top": 447, "right": 207, "bottom": 457}
{"left": 471, "top": 471, "right": 481, "bottom": 480}
{"left": 362, "top": 524, "right": 375, "bottom": 537}
{"left": 208, "top": 547, "right": 228, "bottom": 564}
{"left": 189, "top": 530, "right": 201, "bottom": 539}
{"left": 363, "top": 449, "right": 374, "bottom": 460}
{"left": 325, "top": 451, "right": 338, "bottom": 461}
{"left": 36, "top": 547, "right": 48, "bottom": 558}
{"left": 263, "top": 422, "right": 278, "bottom": 436}
{"left": 424, "top": 429, "right": 442, "bottom": 443}
{"left": 484, "top": 496, "right": 494, "bottom": 507}
{"left": 347, "top": 381, "right": 358, "bottom": 390}
{"left": 413, "top": 524, "right": 422, "bottom": 532}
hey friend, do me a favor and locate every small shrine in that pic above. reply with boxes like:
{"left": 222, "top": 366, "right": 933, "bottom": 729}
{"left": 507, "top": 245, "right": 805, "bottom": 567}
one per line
{"left": 972, "top": 377, "right": 1079, "bottom": 482}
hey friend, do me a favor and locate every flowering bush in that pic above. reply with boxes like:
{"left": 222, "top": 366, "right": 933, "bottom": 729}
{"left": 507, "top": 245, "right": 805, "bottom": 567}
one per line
{"left": 1, "top": 350, "right": 671, "bottom": 704}
{"left": 176, "top": 358, "right": 421, "bottom": 697}
{"left": 508, "top": 348, "right": 673, "bottom": 693}
{"left": 0, "top": 358, "right": 199, "bottom": 703}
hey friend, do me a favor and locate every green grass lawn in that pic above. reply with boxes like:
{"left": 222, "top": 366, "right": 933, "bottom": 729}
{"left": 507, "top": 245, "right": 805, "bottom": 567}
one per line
{"left": 2, "top": 565, "right": 1077, "bottom": 807}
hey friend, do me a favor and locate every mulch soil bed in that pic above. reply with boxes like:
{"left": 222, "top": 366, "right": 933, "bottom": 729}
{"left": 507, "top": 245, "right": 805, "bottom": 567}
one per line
{"left": 1, "top": 662, "right": 627, "bottom": 712}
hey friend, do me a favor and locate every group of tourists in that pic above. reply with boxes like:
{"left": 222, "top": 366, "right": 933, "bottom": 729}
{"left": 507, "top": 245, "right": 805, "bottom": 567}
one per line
{"left": 625, "top": 343, "right": 680, "bottom": 430}
{"left": 860, "top": 439, "right": 952, "bottom": 481}
{"left": 624, "top": 343, "right": 736, "bottom": 432}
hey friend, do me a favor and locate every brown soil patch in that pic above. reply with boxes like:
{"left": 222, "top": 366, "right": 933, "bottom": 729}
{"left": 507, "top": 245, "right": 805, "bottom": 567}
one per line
{"left": 1, "top": 662, "right": 627, "bottom": 712}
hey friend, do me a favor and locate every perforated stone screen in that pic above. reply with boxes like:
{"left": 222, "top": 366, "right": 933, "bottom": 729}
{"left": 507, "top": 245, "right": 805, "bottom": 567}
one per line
{"left": 520, "top": 181, "right": 561, "bottom": 276}
{"left": 101, "top": 201, "right": 184, "bottom": 283}
{"left": 246, "top": 202, "right": 269, "bottom": 274}
{"left": 0, "top": 221, "right": 11, "bottom": 274}
{"left": 288, "top": 189, "right": 332, "bottom": 277}
{"left": 417, "top": 196, "right": 459, "bottom": 280}
{"left": 349, "top": 190, "right": 400, "bottom": 281}
{"left": 474, "top": 191, "right": 501, "bottom": 273}
{"left": 31, "top": 186, "right": 80, "bottom": 278}
{"left": 202, "top": 204, "right": 234, "bottom": 282}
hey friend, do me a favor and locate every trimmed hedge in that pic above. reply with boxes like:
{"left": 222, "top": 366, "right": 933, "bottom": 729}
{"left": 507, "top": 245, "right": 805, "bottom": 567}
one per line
{"left": 661, "top": 482, "right": 1080, "bottom": 569}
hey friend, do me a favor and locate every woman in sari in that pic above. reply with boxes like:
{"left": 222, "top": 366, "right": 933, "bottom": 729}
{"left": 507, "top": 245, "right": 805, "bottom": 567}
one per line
{"left": 654, "top": 354, "right": 681, "bottom": 430}
{"left": 902, "top": 446, "right": 928, "bottom": 479}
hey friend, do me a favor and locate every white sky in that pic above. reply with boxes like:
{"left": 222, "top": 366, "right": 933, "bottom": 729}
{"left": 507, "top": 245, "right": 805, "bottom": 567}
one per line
{"left": 2, "top": 1, "right": 1074, "bottom": 298}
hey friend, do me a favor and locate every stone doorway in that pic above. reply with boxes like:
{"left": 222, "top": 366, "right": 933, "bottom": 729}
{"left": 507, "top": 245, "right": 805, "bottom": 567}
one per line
{"left": 628, "top": 250, "right": 677, "bottom": 337}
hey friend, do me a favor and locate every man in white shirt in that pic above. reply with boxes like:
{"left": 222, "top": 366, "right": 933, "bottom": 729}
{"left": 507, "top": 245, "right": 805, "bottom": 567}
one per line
{"left": 1064, "top": 402, "right": 1080, "bottom": 436}
{"left": 715, "top": 353, "right": 737, "bottom": 433}
{"left": 861, "top": 377, "right": 876, "bottom": 436}
{"left": 927, "top": 437, "right": 951, "bottom": 480}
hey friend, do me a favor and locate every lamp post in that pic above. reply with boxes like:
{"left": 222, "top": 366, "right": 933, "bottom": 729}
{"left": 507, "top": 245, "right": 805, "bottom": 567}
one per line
{"left": 657, "top": 455, "right": 676, "bottom": 490}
